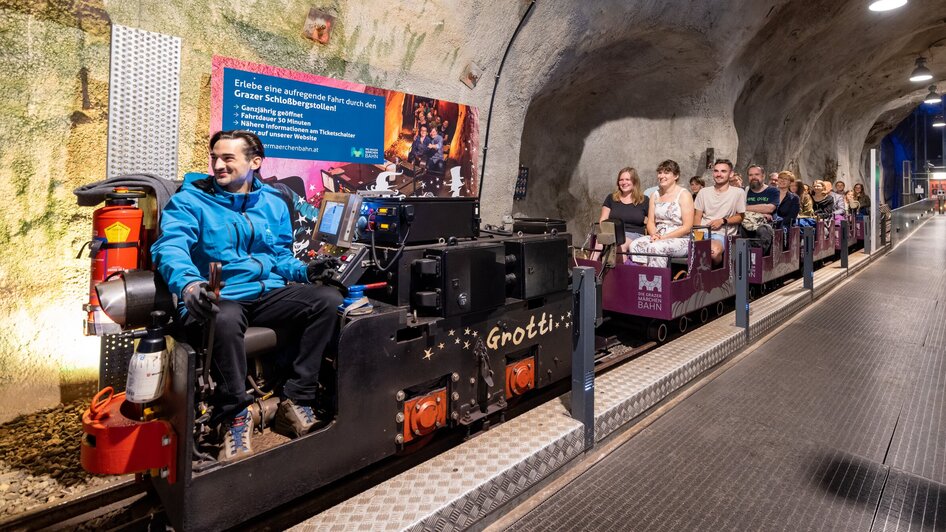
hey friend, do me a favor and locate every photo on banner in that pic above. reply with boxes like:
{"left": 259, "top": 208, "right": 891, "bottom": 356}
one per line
{"left": 210, "top": 56, "right": 481, "bottom": 209}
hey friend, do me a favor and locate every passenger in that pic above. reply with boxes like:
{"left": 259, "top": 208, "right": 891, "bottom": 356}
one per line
{"left": 743, "top": 164, "right": 779, "bottom": 252}
{"left": 775, "top": 171, "right": 800, "bottom": 227}
{"left": 152, "top": 130, "right": 345, "bottom": 461}
{"left": 768, "top": 172, "right": 780, "bottom": 188}
{"left": 845, "top": 190, "right": 859, "bottom": 216}
{"left": 729, "top": 172, "right": 744, "bottom": 189}
{"left": 694, "top": 159, "right": 746, "bottom": 264}
{"left": 792, "top": 180, "right": 815, "bottom": 220}
{"left": 629, "top": 159, "right": 694, "bottom": 268}
{"left": 811, "top": 180, "right": 835, "bottom": 217}
{"left": 853, "top": 183, "right": 871, "bottom": 215}
{"left": 829, "top": 179, "right": 847, "bottom": 216}
{"left": 600, "top": 167, "right": 649, "bottom": 256}
{"left": 745, "top": 165, "right": 779, "bottom": 220}
{"left": 689, "top": 176, "right": 705, "bottom": 199}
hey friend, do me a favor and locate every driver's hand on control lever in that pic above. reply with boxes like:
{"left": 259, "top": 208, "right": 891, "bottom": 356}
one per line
{"left": 183, "top": 281, "right": 219, "bottom": 322}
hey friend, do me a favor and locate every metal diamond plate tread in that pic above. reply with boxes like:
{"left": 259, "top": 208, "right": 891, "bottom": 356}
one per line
{"left": 291, "top": 400, "right": 583, "bottom": 532}
{"left": 510, "top": 217, "right": 946, "bottom": 532}
{"left": 591, "top": 320, "right": 746, "bottom": 441}
{"left": 812, "top": 265, "right": 847, "bottom": 299}
{"left": 873, "top": 469, "right": 946, "bottom": 531}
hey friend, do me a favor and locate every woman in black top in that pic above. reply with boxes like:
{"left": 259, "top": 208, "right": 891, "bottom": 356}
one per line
{"left": 775, "top": 171, "right": 800, "bottom": 227}
{"left": 811, "top": 180, "right": 835, "bottom": 217}
{"left": 601, "top": 167, "right": 649, "bottom": 254}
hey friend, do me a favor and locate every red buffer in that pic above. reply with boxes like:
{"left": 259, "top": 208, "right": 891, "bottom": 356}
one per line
{"left": 81, "top": 387, "right": 177, "bottom": 484}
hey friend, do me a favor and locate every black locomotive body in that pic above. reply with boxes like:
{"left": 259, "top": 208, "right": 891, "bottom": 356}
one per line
{"left": 81, "top": 190, "right": 574, "bottom": 531}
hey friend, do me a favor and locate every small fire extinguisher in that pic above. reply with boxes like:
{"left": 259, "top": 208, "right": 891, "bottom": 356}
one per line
{"left": 80, "top": 187, "right": 146, "bottom": 335}
{"left": 125, "top": 311, "right": 169, "bottom": 404}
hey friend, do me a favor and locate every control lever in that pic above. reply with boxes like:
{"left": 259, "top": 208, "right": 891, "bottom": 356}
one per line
{"left": 474, "top": 338, "right": 493, "bottom": 412}
{"left": 198, "top": 262, "right": 222, "bottom": 401}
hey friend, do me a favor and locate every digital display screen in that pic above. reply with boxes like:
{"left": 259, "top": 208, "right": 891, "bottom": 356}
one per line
{"left": 319, "top": 201, "right": 345, "bottom": 237}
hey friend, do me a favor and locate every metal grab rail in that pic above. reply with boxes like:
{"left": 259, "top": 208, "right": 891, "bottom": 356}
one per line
{"left": 890, "top": 199, "right": 936, "bottom": 248}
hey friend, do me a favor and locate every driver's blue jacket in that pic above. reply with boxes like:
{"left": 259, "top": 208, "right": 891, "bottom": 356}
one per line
{"left": 151, "top": 175, "right": 307, "bottom": 305}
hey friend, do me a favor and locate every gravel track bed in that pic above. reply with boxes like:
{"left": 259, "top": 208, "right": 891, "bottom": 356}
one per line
{"left": 0, "top": 399, "right": 126, "bottom": 518}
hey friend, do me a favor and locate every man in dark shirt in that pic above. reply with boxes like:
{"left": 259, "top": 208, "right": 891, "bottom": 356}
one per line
{"left": 745, "top": 164, "right": 779, "bottom": 252}
{"left": 746, "top": 165, "right": 780, "bottom": 217}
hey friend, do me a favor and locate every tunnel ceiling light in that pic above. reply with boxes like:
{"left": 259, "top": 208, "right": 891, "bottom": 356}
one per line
{"left": 924, "top": 85, "right": 942, "bottom": 104}
{"left": 932, "top": 114, "right": 946, "bottom": 127}
{"left": 910, "top": 57, "right": 934, "bottom": 82}
{"left": 869, "top": 0, "right": 907, "bottom": 11}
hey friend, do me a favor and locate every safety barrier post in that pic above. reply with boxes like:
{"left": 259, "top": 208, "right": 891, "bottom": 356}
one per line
{"left": 571, "top": 266, "right": 596, "bottom": 451}
{"left": 734, "top": 239, "right": 749, "bottom": 332}
{"left": 863, "top": 216, "right": 872, "bottom": 254}
{"left": 840, "top": 220, "right": 849, "bottom": 269}
{"left": 803, "top": 227, "right": 815, "bottom": 291}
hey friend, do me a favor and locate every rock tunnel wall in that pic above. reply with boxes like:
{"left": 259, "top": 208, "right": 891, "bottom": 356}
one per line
{"left": 0, "top": 0, "right": 943, "bottom": 420}
{"left": 514, "top": 0, "right": 946, "bottom": 233}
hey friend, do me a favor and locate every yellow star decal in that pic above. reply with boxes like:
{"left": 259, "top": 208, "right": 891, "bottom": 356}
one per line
{"left": 423, "top": 348, "right": 434, "bottom": 360}
{"left": 437, "top": 342, "right": 445, "bottom": 349}
{"left": 566, "top": 311, "right": 572, "bottom": 318}
{"left": 463, "top": 341, "right": 470, "bottom": 349}
{"left": 471, "top": 331, "right": 478, "bottom": 338}
{"left": 464, "top": 327, "right": 471, "bottom": 335}
{"left": 448, "top": 329, "right": 455, "bottom": 336}
{"left": 554, "top": 321, "right": 560, "bottom": 329}
{"left": 455, "top": 338, "right": 461, "bottom": 344}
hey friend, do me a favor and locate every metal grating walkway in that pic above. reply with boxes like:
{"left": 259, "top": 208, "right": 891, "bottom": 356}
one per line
{"left": 507, "top": 216, "right": 946, "bottom": 531}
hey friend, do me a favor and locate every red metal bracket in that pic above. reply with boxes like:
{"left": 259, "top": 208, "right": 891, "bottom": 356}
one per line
{"left": 80, "top": 387, "right": 177, "bottom": 484}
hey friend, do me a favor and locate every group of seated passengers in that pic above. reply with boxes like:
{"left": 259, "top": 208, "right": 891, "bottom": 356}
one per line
{"left": 600, "top": 159, "right": 873, "bottom": 267}
{"left": 798, "top": 179, "right": 871, "bottom": 219}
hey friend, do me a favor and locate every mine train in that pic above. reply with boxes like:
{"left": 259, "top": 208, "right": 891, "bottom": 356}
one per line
{"left": 78, "top": 182, "right": 862, "bottom": 531}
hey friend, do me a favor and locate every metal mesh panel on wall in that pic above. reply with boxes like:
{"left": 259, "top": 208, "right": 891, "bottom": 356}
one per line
{"left": 106, "top": 25, "right": 182, "bottom": 180}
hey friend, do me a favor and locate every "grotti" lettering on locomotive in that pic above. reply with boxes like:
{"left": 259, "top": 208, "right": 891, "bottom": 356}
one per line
{"left": 486, "top": 311, "right": 565, "bottom": 350}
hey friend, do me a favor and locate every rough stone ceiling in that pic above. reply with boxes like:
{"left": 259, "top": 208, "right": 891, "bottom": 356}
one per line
{"left": 481, "top": 0, "right": 946, "bottom": 227}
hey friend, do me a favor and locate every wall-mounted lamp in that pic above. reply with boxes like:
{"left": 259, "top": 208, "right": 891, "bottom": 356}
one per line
{"left": 924, "top": 85, "right": 942, "bottom": 104}
{"left": 910, "top": 57, "right": 934, "bottom": 82}
{"left": 869, "top": 0, "right": 907, "bottom": 11}
{"left": 932, "top": 115, "right": 946, "bottom": 128}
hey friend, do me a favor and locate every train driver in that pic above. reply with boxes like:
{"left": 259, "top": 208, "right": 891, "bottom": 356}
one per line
{"left": 152, "top": 129, "right": 344, "bottom": 461}
{"left": 694, "top": 159, "right": 746, "bottom": 264}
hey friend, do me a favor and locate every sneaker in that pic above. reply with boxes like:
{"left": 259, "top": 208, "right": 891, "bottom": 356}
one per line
{"left": 274, "top": 399, "right": 318, "bottom": 438}
{"left": 219, "top": 409, "right": 253, "bottom": 461}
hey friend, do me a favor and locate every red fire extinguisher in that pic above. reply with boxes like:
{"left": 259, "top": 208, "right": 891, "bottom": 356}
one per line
{"left": 81, "top": 187, "right": 146, "bottom": 335}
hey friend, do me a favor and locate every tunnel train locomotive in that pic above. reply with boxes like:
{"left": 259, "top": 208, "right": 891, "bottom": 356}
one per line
{"left": 79, "top": 184, "right": 573, "bottom": 531}
{"left": 77, "top": 179, "right": 863, "bottom": 530}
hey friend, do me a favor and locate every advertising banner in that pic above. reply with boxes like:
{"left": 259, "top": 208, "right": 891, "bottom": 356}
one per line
{"left": 211, "top": 56, "right": 481, "bottom": 209}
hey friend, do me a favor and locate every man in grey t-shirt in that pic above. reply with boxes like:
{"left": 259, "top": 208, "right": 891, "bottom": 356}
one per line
{"left": 694, "top": 159, "right": 746, "bottom": 264}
